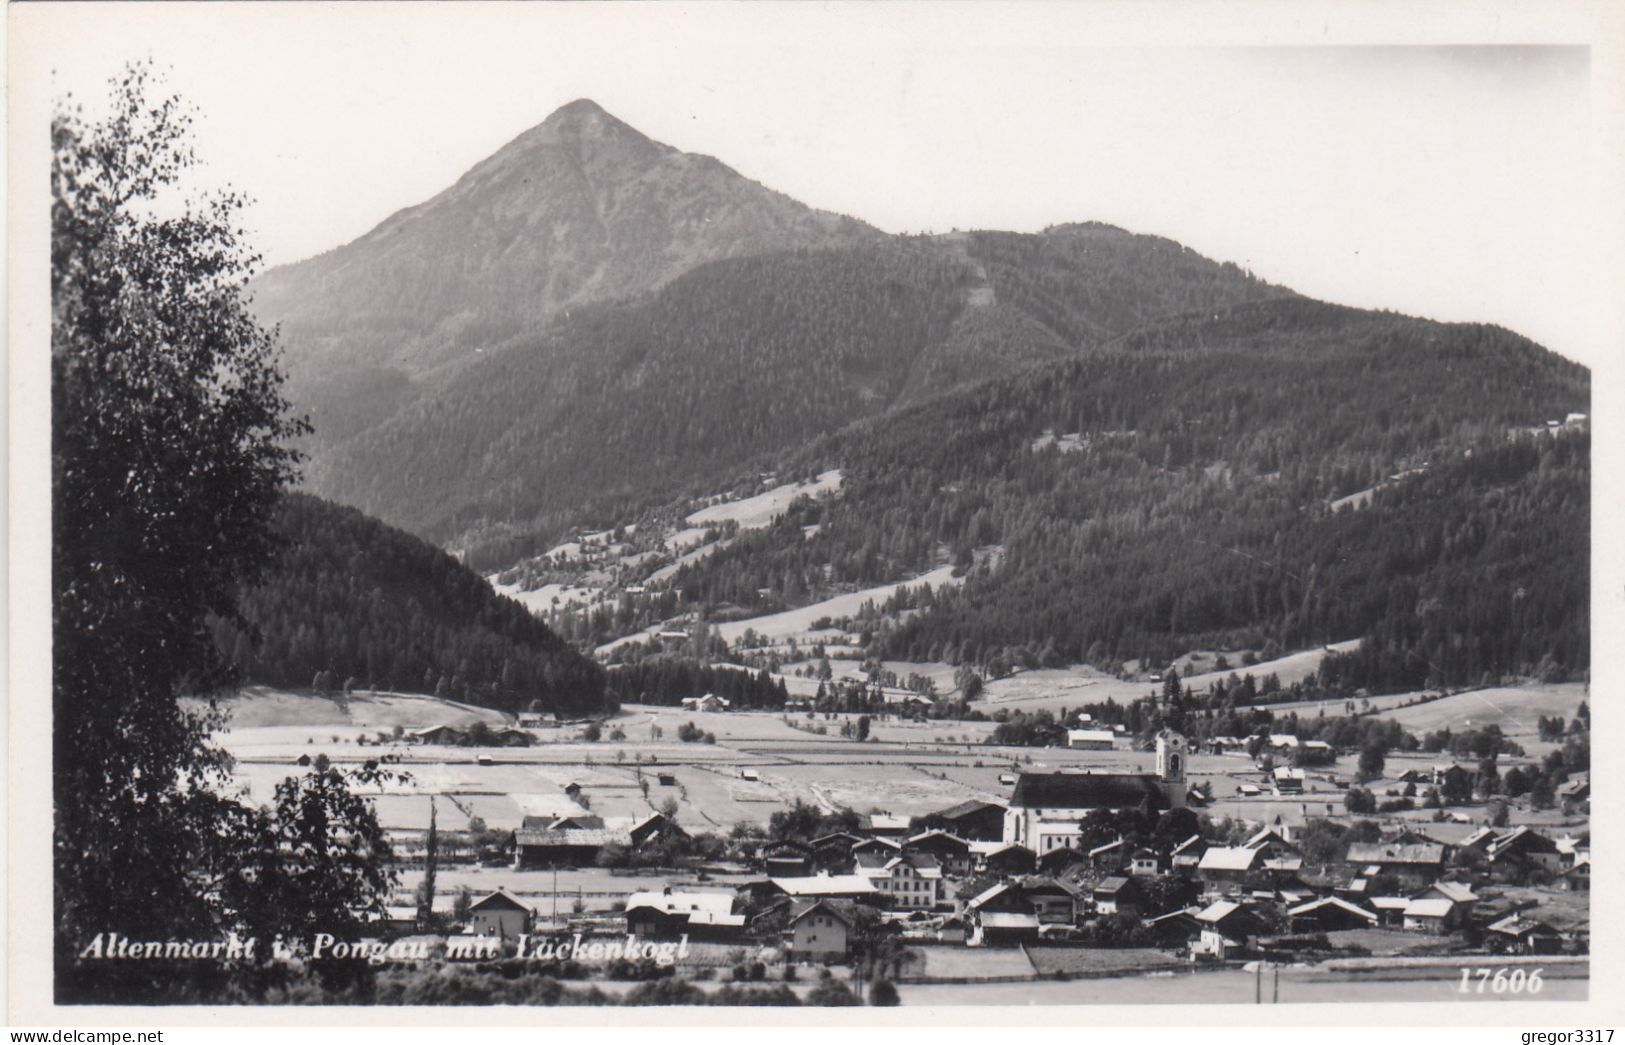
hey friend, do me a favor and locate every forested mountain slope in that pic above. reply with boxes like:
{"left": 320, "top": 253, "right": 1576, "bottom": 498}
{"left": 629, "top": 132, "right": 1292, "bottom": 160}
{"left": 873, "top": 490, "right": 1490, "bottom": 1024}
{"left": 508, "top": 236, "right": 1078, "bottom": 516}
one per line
{"left": 210, "top": 494, "right": 606, "bottom": 714}
{"left": 311, "top": 226, "right": 1291, "bottom": 554}
{"left": 654, "top": 299, "right": 1588, "bottom": 692}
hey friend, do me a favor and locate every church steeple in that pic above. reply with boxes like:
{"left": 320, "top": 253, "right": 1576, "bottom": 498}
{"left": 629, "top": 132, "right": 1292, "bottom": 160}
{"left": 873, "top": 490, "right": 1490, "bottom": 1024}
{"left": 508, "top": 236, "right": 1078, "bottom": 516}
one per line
{"left": 1157, "top": 728, "right": 1188, "bottom": 810}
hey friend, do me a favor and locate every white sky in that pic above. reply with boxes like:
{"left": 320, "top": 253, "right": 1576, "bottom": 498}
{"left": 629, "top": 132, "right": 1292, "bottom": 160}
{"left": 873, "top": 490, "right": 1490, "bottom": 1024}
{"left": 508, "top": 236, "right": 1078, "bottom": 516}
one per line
{"left": 14, "top": 2, "right": 1616, "bottom": 367}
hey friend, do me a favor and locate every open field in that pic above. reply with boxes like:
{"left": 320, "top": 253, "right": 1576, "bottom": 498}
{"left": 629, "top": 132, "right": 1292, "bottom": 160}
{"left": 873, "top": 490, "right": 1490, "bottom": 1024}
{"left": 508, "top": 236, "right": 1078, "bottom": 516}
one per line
{"left": 974, "top": 640, "right": 1362, "bottom": 714}
{"left": 908, "top": 945, "right": 1036, "bottom": 980}
{"left": 709, "top": 566, "right": 964, "bottom": 647}
{"left": 1025, "top": 946, "right": 1184, "bottom": 977}
{"left": 186, "top": 687, "right": 507, "bottom": 730}
{"left": 1372, "top": 684, "right": 1587, "bottom": 749}
{"left": 487, "top": 580, "right": 603, "bottom": 615}
{"left": 204, "top": 681, "right": 1586, "bottom": 842}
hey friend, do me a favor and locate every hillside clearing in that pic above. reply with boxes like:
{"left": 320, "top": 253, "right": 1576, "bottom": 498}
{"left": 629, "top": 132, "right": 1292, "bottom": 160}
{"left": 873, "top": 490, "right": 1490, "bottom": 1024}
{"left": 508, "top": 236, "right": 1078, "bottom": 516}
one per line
{"left": 685, "top": 469, "right": 843, "bottom": 530}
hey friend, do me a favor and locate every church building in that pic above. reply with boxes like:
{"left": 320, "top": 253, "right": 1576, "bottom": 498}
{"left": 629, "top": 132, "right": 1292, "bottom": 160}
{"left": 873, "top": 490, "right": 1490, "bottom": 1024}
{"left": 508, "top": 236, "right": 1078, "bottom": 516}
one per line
{"left": 1002, "top": 729, "right": 1187, "bottom": 853}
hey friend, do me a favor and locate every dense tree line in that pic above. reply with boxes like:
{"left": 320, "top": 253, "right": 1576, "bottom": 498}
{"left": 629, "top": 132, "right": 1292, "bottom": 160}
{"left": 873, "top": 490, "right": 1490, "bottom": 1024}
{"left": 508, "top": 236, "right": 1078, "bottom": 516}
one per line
{"left": 667, "top": 298, "right": 1587, "bottom": 693}
{"left": 210, "top": 493, "right": 605, "bottom": 714}
{"left": 602, "top": 656, "right": 788, "bottom": 709}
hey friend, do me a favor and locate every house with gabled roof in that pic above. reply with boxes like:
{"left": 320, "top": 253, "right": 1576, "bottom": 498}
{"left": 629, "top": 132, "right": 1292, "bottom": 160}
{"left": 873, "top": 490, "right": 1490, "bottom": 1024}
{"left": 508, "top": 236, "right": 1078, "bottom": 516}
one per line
{"left": 1087, "top": 837, "right": 1127, "bottom": 871}
{"left": 982, "top": 842, "right": 1038, "bottom": 877}
{"left": 627, "top": 812, "right": 685, "bottom": 847}
{"left": 851, "top": 836, "right": 904, "bottom": 863}
{"left": 762, "top": 839, "right": 814, "bottom": 878}
{"left": 1556, "top": 853, "right": 1590, "bottom": 893}
{"left": 919, "top": 799, "right": 1007, "bottom": 842}
{"left": 1192, "top": 900, "right": 1265, "bottom": 959}
{"left": 785, "top": 899, "right": 858, "bottom": 960}
{"left": 1020, "top": 877, "right": 1081, "bottom": 924}
{"left": 1035, "top": 843, "right": 1086, "bottom": 877}
{"left": 965, "top": 882, "right": 1042, "bottom": 947}
{"left": 1557, "top": 776, "right": 1590, "bottom": 808}
{"left": 904, "top": 830, "right": 974, "bottom": 876}
{"left": 1367, "top": 895, "right": 1411, "bottom": 928}
{"left": 1242, "top": 827, "right": 1299, "bottom": 857}
{"left": 1418, "top": 880, "right": 1477, "bottom": 905}
{"left": 767, "top": 871, "right": 883, "bottom": 902}
{"left": 867, "top": 852, "right": 943, "bottom": 910}
{"left": 409, "top": 724, "right": 468, "bottom": 746}
{"left": 1129, "top": 847, "right": 1163, "bottom": 876}
{"left": 1197, "top": 845, "right": 1302, "bottom": 894}
{"left": 515, "top": 827, "right": 630, "bottom": 867}
{"left": 1144, "top": 906, "right": 1203, "bottom": 946}
{"left": 545, "top": 813, "right": 606, "bottom": 831}
{"left": 1171, "top": 834, "right": 1209, "bottom": 871}
{"left": 1486, "top": 914, "right": 1564, "bottom": 955}
{"left": 1092, "top": 876, "right": 1143, "bottom": 917}
{"left": 1288, "top": 895, "right": 1377, "bottom": 932}
{"left": 1485, "top": 827, "right": 1562, "bottom": 877}
{"left": 1271, "top": 766, "right": 1306, "bottom": 796}
{"left": 863, "top": 812, "right": 912, "bottom": 837}
{"left": 625, "top": 889, "right": 746, "bottom": 940}
{"left": 809, "top": 831, "right": 863, "bottom": 872}
{"left": 1401, "top": 896, "right": 1462, "bottom": 934}
{"left": 1344, "top": 843, "right": 1448, "bottom": 891}
{"left": 468, "top": 889, "right": 533, "bottom": 940}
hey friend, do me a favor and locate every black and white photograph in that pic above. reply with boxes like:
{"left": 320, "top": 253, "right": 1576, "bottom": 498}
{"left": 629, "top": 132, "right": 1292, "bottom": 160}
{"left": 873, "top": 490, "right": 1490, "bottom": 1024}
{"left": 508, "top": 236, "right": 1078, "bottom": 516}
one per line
{"left": 8, "top": 0, "right": 1624, "bottom": 1028}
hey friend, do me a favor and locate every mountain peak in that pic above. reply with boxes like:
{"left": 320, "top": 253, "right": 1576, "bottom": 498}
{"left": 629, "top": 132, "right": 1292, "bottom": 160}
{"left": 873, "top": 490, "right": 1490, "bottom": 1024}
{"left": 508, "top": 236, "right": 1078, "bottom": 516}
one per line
{"left": 531, "top": 97, "right": 641, "bottom": 144}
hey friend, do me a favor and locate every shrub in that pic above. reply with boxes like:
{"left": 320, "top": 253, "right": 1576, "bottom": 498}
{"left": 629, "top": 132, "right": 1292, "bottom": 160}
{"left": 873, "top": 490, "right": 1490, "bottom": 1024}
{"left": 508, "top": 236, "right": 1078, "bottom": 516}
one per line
{"left": 709, "top": 984, "right": 803, "bottom": 1006}
{"left": 805, "top": 979, "right": 861, "bottom": 1006}
{"left": 868, "top": 979, "right": 901, "bottom": 1006}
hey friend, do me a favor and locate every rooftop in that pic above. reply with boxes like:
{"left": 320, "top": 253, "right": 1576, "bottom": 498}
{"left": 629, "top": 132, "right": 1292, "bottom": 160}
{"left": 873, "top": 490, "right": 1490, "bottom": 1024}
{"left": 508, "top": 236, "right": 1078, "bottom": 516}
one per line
{"left": 1345, "top": 843, "right": 1447, "bottom": 866}
{"left": 1198, "top": 847, "right": 1260, "bottom": 872}
{"left": 1009, "top": 772, "right": 1167, "bottom": 810}
{"left": 769, "top": 873, "right": 881, "bottom": 897}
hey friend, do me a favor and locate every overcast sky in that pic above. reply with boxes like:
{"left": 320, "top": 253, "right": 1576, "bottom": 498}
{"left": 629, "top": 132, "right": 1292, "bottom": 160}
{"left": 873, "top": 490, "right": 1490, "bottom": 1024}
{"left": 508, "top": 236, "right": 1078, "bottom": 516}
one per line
{"left": 21, "top": 2, "right": 1609, "bottom": 367}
